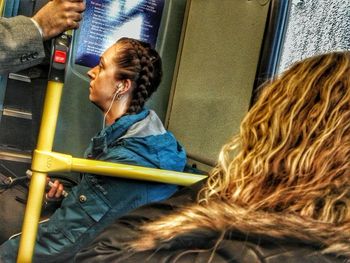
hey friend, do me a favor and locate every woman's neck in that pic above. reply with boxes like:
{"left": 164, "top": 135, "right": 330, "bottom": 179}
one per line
{"left": 104, "top": 96, "right": 130, "bottom": 126}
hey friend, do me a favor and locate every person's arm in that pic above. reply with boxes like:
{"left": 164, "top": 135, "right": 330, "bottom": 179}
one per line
{"left": 0, "top": 16, "right": 45, "bottom": 74}
{"left": 0, "top": 0, "right": 85, "bottom": 74}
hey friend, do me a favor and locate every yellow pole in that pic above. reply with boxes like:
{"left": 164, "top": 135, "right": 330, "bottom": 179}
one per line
{"left": 0, "top": 0, "right": 4, "bottom": 16}
{"left": 30, "top": 150, "right": 206, "bottom": 186}
{"left": 71, "top": 157, "right": 205, "bottom": 186}
{"left": 17, "top": 81, "right": 64, "bottom": 263}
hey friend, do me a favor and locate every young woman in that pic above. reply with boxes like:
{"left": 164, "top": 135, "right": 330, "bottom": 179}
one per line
{"left": 0, "top": 37, "right": 186, "bottom": 262}
{"left": 77, "top": 51, "right": 350, "bottom": 262}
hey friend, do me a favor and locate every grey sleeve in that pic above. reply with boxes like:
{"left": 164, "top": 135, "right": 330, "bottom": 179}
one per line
{"left": 0, "top": 15, "right": 45, "bottom": 74}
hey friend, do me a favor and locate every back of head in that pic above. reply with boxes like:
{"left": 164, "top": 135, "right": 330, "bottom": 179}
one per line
{"left": 204, "top": 51, "right": 350, "bottom": 223}
{"left": 113, "top": 37, "right": 163, "bottom": 114}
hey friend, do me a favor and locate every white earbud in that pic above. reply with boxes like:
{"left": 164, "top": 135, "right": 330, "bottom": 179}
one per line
{"left": 117, "top": 82, "right": 124, "bottom": 90}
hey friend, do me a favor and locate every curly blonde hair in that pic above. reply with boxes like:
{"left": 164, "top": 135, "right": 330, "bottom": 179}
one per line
{"left": 130, "top": 52, "right": 350, "bottom": 254}
{"left": 203, "top": 51, "right": 350, "bottom": 221}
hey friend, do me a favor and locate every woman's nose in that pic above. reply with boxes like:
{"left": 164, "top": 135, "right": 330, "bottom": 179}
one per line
{"left": 87, "top": 66, "right": 97, "bottom": 79}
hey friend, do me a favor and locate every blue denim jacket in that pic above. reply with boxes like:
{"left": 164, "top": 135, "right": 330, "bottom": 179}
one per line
{"left": 0, "top": 109, "right": 186, "bottom": 262}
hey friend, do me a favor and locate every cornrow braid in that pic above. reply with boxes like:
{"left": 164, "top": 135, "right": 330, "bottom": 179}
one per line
{"left": 114, "top": 37, "right": 162, "bottom": 115}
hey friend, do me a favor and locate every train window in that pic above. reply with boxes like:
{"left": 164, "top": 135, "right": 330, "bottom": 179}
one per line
{"left": 253, "top": 0, "right": 350, "bottom": 105}
{"left": 278, "top": 0, "right": 350, "bottom": 73}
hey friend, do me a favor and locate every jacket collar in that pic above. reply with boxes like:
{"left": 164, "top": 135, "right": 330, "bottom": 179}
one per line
{"left": 118, "top": 110, "right": 166, "bottom": 140}
{"left": 89, "top": 108, "right": 149, "bottom": 157}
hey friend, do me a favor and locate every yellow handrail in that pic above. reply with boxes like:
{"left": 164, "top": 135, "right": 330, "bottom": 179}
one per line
{"left": 0, "top": 0, "right": 4, "bottom": 17}
{"left": 71, "top": 157, "right": 205, "bottom": 185}
{"left": 31, "top": 150, "right": 206, "bottom": 186}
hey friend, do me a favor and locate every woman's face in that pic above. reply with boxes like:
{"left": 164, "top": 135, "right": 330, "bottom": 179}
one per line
{"left": 87, "top": 44, "right": 120, "bottom": 112}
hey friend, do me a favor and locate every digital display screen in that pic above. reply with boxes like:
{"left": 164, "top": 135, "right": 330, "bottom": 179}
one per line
{"left": 75, "top": 0, "right": 165, "bottom": 68}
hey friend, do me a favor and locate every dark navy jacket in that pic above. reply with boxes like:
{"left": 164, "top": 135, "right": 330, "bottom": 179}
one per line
{"left": 0, "top": 109, "right": 186, "bottom": 263}
{"left": 76, "top": 180, "right": 348, "bottom": 263}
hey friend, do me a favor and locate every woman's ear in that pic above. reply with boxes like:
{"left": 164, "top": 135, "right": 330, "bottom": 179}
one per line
{"left": 117, "top": 79, "right": 133, "bottom": 94}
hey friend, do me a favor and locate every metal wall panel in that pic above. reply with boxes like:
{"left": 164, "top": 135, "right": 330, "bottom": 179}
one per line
{"left": 167, "top": 0, "right": 270, "bottom": 167}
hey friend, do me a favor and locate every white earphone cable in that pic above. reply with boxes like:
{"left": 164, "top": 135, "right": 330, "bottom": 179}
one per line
{"left": 102, "top": 90, "right": 119, "bottom": 130}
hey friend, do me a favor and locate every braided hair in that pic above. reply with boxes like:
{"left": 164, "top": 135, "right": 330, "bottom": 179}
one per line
{"left": 113, "top": 37, "right": 162, "bottom": 114}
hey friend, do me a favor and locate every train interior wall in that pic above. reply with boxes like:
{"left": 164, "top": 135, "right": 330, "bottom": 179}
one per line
{"left": 0, "top": 0, "right": 271, "bottom": 177}
{"left": 167, "top": 0, "right": 269, "bottom": 171}
{"left": 54, "top": 0, "right": 188, "bottom": 158}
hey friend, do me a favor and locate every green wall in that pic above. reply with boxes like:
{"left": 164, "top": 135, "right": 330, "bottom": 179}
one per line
{"left": 167, "top": 0, "right": 270, "bottom": 169}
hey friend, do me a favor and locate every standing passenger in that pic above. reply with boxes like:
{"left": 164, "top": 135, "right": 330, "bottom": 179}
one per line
{"left": 0, "top": 0, "right": 85, "bottom": 245}
{"left": 0, "top": 0, "right": 85, "bottom": 74}
{"left": 0, "top": 37, "right": 186, "bottom": 262}
{"left": 77, "top": 52, "right": 350, "bottom": 263}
